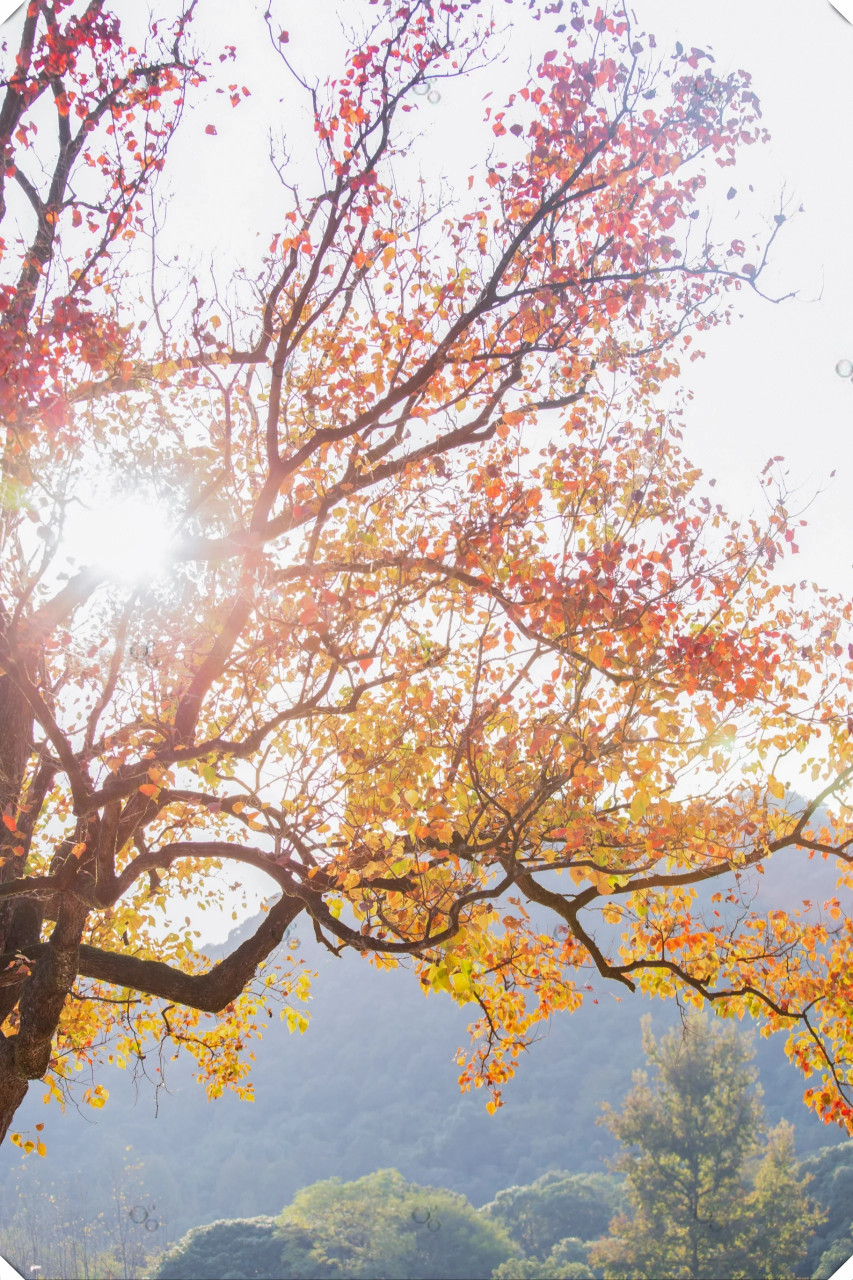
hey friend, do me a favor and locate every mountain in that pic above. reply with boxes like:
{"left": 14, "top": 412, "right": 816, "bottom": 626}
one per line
{"left": 0, "top": 886, "right": 844, "bottom": 1254}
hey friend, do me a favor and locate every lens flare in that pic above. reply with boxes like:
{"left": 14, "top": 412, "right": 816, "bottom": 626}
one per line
{"left": 62, "top": 494, "right": 174, "bottom": 584}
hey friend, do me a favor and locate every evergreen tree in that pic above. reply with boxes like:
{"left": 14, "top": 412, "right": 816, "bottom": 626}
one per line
{"left": 478, "top": 1170, "right": 625, "bottom": 1261}
{"left": 797, "top": 1141, "right": 853, "bottom": 1278}
{"left": 152, "top": 1172, "right": 515, "bottom": 1280}
{"left": 151, "top": 1216, "right": 307, "bottom": 1280}
{"left": 589, "top": 1015, "right": 823, "bottom": 1280}
{"left": 276, "top": 1168, "right": 515, "bottom": 1280}
{"left": 491, "top": 1235, "right": 595, "bottom": 1279}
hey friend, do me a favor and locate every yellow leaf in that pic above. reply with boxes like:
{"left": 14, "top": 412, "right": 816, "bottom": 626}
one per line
{"left": 429, "top": 964, "right": 451, "bottom": 993}
{"left": 450, "top": 970, "right": 473, "bottom": 997}
{"left": 630, "top": 792, "right": 649, "bottom": 823}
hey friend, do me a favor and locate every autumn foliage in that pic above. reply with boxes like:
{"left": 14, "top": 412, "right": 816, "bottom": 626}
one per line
{"left": 1, "top": 0, "right": 853, "bottom": 1153}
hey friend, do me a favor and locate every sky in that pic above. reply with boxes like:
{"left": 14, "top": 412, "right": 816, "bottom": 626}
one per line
{"left": 144, "top": 0, "right": 853, "bottom": 594}
{"left": 632, "top": 0, "right": 853, "bottom": 595}
{"left": 1, "top": 0, "right": 852, "bottom": 943}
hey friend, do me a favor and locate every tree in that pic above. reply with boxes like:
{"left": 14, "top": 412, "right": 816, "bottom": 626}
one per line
{"left": 0, "top": 1145, "right": 164, "bottom": 1280}
{"left": 492, "top": 1237, "right": 596, "bottom": 1280}
{"left": 796, "top": 1141, "right": 853, "bottom": 1279}
{"left": 2, "top": 0, "right": 853, "bottom": 1152}
{"left": 277, "top": 1168, "right": 516, "bottom": 1279}
{"left": 479, "top": 1170, "right": 625, "bottom": 1261}
{"left": 589, "top": 1015, "right": 824, "bottom": 1280}
{"left": 151, "top": 1216, "right": 310, "bottom": 1280}
{"left": 151, "top": 1169, "right": 516, "bottom": 1280}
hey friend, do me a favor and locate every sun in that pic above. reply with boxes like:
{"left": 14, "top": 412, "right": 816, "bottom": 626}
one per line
{"left": 62, "top": 492, "right": 176, "bottom": 584}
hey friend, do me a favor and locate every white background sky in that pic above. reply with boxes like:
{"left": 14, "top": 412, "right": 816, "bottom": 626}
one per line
{"left": 161, "top": 0, "right": 853, "bottom": 594}
{"left": 2, "top": 0, "right": 852, "bottom": 943}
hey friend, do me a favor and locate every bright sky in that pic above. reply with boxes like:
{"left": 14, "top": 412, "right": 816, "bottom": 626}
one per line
{"left": 2, "top": 0, "right": 851, "bottom": 942}
{"left": 154, "top": 0, "right": 853, "bottom": 588}
{"left": 633, "top": 0, "right": 853, "bottom": 596}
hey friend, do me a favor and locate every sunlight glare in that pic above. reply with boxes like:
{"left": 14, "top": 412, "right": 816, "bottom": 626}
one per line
{"left": 63, "top": 494, "right": 175, "bottom": 583}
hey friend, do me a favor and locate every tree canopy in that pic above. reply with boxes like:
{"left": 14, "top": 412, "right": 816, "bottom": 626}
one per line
{"left": 151, "top": 1215, "right": 306, "bottom": 1280}
{"left": 798, "top": 1141, "right": 853, "bottom": 1279}
{"left": 152, "top": 1170, "right": 516, "bottom": 1280}
{"left": 2, "top": 0, "right": 853, "bottom": 1151}
{"left": 590, "top": 1016, "right": 824, "bottom": 1279}
{"left": 479, "top": 1169, "right": 625, "bottom": 1260}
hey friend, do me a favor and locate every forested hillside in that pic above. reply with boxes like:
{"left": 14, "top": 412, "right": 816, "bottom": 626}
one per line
{"left": 0, "top": 905, "right": 843, "bottom": 1252}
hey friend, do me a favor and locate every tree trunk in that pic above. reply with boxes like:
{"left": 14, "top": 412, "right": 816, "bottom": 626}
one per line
{"left": 0, "top": 899, "right": 87, "bottom": 1143}
{"left": 0, "top": 652, "right": 45, "bottom": 1034}
{"left": 0, "top": 1037, "right": 28, "bottom": 1144}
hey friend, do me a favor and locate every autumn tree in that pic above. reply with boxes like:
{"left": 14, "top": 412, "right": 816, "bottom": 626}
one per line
{"left": 2, "top": 0, "right": 853, "bottom": 1153}
{"left": 589, "top": 1016, "right": 824, "bottom": 1279}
